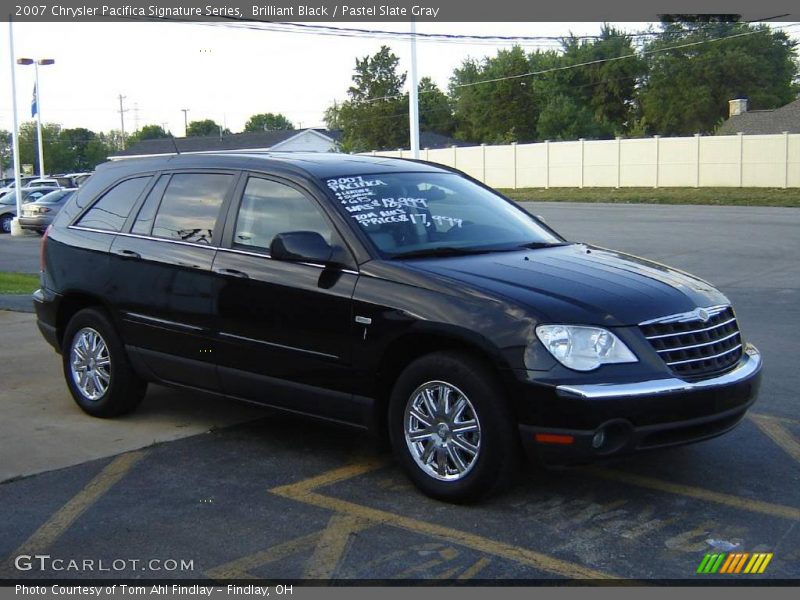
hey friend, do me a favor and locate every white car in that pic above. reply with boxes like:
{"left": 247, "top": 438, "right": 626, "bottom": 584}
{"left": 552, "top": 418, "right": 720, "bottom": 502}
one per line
{"left": 21, "top": 178, "right": 67, "bottom": 190}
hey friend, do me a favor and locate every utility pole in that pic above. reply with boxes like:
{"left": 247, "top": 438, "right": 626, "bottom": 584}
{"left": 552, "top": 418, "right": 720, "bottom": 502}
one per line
{"left": 133, "top": 101, "right": 140, "bottom": 131}
{"left": 117, "top": 94, "right": 128, "bottom": 149}
{"left": 408, "top": 19, "right": 420, "bottom": 159}
{"left": 181, "top": 108, "right": 190, "bottom": 136}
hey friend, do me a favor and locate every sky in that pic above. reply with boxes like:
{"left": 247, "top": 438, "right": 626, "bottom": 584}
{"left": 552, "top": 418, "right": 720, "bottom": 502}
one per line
{"left": 0, "top": 20, "right": 797, "bottom": 137}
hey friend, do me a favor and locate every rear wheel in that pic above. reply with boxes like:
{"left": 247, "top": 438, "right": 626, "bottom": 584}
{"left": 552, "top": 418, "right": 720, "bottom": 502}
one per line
{"left": 62, "top": 308, "right": 146, "bottom": 417}
{"left": 388, "top": 351, "right": 519, "bottom": 502}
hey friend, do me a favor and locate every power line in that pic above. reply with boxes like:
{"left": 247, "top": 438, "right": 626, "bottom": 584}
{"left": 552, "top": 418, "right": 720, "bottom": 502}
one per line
{"left": 199, "top": 15, "right": 795, "bottom": 46}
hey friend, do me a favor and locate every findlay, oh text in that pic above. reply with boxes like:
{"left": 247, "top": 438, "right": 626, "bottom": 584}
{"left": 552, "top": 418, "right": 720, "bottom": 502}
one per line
{"left": 15, "top": 585, "right": 292, "bottom": 596}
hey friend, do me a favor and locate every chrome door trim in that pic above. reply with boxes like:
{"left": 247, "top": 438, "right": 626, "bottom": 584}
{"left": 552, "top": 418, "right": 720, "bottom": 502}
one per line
{"left": 218, "top": 331, "right": 340, "bottom": 360}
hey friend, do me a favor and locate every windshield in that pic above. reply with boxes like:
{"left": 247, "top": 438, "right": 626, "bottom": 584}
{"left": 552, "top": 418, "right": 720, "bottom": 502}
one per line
{"left": 323, "top": 172, "right": 562, "bottom": 258}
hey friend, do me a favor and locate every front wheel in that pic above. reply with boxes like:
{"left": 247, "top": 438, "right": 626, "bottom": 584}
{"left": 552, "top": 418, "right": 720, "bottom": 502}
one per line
{"left": 388, "top": 351, "right": 519, "bottom": 502}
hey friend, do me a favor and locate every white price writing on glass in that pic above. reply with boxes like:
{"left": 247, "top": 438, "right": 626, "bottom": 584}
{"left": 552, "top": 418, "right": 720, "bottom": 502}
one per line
{"left": 326, "top": 177, "right": 387, "bottom": 192}
{"left": 432, "top": 215, "right": 464, "bottom": 228}
{"left": 381, "top": 197, "right": 428, "bottom": 209}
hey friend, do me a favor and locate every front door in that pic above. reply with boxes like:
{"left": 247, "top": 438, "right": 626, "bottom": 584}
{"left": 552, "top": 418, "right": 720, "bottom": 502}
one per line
{"left": 211, "top": 175, "right": 361, "bottom": 424}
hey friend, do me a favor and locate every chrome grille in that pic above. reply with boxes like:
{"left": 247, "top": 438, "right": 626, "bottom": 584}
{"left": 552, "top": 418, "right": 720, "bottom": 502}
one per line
{"left": 640, "top": 305, "right": 743, "bottom": 380}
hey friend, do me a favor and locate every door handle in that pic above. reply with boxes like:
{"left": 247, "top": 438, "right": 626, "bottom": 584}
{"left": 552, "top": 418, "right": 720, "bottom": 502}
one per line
{"left": 214, "top": 268, "right": 249, "bottom": 279}
{"left": 114, "top": 249, "right": 141, "bottom": 260}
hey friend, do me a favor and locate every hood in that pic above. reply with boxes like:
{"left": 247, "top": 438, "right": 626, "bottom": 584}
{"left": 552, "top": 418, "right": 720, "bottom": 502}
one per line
{"left": 404, "top": 244, "right": 728, "bottom": 327}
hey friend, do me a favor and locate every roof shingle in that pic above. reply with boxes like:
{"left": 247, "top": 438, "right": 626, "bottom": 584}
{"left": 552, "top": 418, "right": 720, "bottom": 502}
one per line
{"left": 716, "top": 98, "right": 800, "bottom": 135}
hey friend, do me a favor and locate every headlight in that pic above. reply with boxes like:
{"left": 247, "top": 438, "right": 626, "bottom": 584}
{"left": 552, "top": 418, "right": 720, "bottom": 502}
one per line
{"left": 535, "top": 325, "right": 637, "bottom": 371}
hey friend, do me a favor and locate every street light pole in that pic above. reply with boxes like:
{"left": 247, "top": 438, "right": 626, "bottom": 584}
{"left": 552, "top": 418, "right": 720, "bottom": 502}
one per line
{"left": 408, "top": 19, "right": 420, "bottom": 159}
{"left": 7, "top": 20, "right": 24, "bottom": 236}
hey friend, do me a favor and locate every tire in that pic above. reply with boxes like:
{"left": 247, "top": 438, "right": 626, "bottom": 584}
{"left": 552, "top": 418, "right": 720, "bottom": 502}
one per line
{"left": 388, "top": 351, "right": 519, "bottom": 503}
{"left": 62, "top": 307, "right": 146, "bottom": 417}
{"left": 0, "top": 214, "right": 12, "bottom": 234}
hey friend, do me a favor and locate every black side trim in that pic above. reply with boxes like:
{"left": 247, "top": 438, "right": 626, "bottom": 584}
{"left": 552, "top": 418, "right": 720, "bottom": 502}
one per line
{"left": 218, "top": 364, "right": 372, "bottom": 428}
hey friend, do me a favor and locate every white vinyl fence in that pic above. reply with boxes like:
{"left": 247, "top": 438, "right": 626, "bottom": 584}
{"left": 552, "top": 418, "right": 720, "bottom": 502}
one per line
{"left": 368, "top": 133, "right": 800, "bottom": 188}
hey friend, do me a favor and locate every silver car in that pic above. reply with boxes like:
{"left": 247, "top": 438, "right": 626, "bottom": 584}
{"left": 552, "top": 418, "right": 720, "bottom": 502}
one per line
{"left": 0, "top": 187, "right": 62, "bottom": 233}
{"left": 19, "top": 188, "right": 77, "bottom": 233}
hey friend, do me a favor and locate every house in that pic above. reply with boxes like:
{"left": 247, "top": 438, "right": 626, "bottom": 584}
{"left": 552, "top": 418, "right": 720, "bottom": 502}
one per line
{"left": 110, "top": 129, "right": 339, "bottom": 159}
{"left": 716, "top": 97, "right": 800, "bottom": 135}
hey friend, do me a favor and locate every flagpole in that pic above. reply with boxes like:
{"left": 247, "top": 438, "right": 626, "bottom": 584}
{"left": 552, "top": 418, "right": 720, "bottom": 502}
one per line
{"left": 34, "top": 62, "right": 44, "bottom": 177}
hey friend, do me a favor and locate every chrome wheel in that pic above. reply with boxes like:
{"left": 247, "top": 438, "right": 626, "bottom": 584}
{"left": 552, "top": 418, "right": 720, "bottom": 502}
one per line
{"left": 1, "top": 215, "right": 11, "bottom": 234}
{"left": 69, "top": 327, "right": 111, "bottom": 401}
{"left": 404, "top": 380, "right": 482, "bottom": 482}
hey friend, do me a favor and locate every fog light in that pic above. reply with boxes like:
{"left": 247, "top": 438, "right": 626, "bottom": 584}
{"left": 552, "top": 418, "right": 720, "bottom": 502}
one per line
{"left": 592, "top": 430, "right": 606, "bottom": 449}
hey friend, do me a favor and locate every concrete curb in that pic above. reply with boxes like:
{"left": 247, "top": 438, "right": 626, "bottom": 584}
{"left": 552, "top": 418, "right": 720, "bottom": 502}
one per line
{"left": 0, "top": 294, "right": 34, "bottom": 313}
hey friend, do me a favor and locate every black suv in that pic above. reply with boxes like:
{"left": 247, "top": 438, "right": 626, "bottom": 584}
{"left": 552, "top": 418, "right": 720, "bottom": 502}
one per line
{"left": 34, "top": 153, "right": 762, "bottom": 501}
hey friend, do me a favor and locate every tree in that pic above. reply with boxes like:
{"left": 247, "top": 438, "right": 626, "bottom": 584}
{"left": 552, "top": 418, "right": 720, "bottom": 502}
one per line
{"left": 186, "top": 119, "right": 229, "bottom": 137}
{"left": 0, "top": 130, "right": 11, "bottom": 175}
{"left": 244, "top": 113, "right": 294, "bottom": 132}
{"left": 330, "top": 46, "right": 410, "bottom": 152}
{"left": 418, "top": 77, "right": 454, "bottom": 136}
{"left": 537, "top": 94, "right": 609, "bottom": 140}
{"left": 128, "top": 124, "right": 170, "bottom": 145}
{"left": 450, "top": 46, "right": 539, "bottom": 143}
{"left": 543, "top": 25, "right": 646, "bottom": 138}
{"left": 638, "top": 18, "right": 799, "bottom": 135}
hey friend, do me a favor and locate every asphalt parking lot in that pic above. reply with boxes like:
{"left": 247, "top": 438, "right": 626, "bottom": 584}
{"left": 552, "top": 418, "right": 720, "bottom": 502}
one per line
{"left": 1, "top": 202, "right": 799, "bottom": 582}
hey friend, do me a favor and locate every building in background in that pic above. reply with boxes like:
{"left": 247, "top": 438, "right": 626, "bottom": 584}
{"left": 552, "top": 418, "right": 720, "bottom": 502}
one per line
{"left": 717, "top": 98, "right": 800, "bottom": 135}
{"left": 110, "top": 129, "right": 339, "bottom": 159}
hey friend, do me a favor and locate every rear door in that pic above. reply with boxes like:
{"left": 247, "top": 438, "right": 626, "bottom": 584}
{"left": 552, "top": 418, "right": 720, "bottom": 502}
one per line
{"left": 211, "top": 174, "right": 362, "bottom": 423}
{"left": 109, "top": 170, "right": 239, "bottom": 390}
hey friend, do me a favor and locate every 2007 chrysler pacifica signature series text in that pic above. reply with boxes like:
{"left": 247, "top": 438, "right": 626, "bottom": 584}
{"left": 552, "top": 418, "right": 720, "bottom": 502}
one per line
{"left": 34, "top": 153, "right": 762, "bottom": 501}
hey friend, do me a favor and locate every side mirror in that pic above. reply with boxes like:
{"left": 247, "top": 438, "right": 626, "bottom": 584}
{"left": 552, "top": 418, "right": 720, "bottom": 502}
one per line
{"left": 270, "top": 231, "right": 333, "bottom": 264}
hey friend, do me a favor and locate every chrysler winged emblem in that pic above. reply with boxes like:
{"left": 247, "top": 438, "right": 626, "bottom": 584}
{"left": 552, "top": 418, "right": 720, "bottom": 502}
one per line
{"left": 695, "top": 308, "right": 711, "bottom": 322}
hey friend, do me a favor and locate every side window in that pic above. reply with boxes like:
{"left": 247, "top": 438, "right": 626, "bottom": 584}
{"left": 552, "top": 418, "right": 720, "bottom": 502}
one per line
{"left": 233, "top": 177, "right": 333, "bottom": 251}
{"left": 131, "top": 174, "right": 170, "bottom": 235}
{"left": 151, "top": 173, "right": 232, "bottom": 245}
{"left": 76, "top": 176, "right": 152, "bottom": 232}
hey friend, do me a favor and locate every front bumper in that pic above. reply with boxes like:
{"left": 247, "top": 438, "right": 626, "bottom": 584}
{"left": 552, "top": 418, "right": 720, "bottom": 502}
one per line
{"left": 519, "top": 344, "right": 762, "bottom": 464}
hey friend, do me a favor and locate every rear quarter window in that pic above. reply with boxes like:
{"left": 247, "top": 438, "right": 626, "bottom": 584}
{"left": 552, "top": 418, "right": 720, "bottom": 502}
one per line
{"left": 76, "top": 176, "right": 152, "bottom": 232}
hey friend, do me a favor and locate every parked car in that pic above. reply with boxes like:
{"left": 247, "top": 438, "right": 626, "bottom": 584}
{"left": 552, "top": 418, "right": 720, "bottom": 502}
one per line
{"left": 0, "top": 194, "right": 18, "bottom": 233}
{"left": 61, "top": 172, "right": 94, "bottom": 188}
{"left": 0, "top": 187, "right": 61, "bottom": 233}
{"left": 0, "top": 176, "right": 38, "bottom": 200}
{"left": 33, "top": 153, "right": 762, "bottom": 501}
{"left": 21, "top": 177, "right": 68, "bottom": 190}
{"left": 19, "top": 188, "right": 77, "bottom": 233}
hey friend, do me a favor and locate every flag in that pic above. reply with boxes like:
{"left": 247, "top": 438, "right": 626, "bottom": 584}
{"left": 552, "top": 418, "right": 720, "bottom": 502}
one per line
{"left": 31, "top": 83, "right": 38, "bottom": 118}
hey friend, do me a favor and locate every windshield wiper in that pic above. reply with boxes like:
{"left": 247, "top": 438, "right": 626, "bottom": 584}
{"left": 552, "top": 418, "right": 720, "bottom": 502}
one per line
{"left": 517, "top": 241, "right": 571, "bottom": 250}
{"left": 390, "top": 246, "right": 492, "bottom": 259}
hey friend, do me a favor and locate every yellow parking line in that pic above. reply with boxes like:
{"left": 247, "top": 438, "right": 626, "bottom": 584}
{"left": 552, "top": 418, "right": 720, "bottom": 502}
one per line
{"left": 2, "top": 451, "right": 146, "bottom": 572}
{"left": 206, "top": 531, "right": 322, "bottom": 580}
{"left": 302, "top": 514, "right": 372, "bottom": 579}
{"left": 587, "top": 468, "right": 800, "bottom": 521}
{"left": 270, "top": 484, "right": 618, "bottom": 579}
{"left": 278, "top": 457, "right": 389, "bottom": 496}
{"left": 750, "top": 414, "right": 800, "bottom": 465}
{"left": 458, "top": 556, "right": 492, "bottom": 579}
{"left": 750, "top": 412, "right": 800, "bottom": 427}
